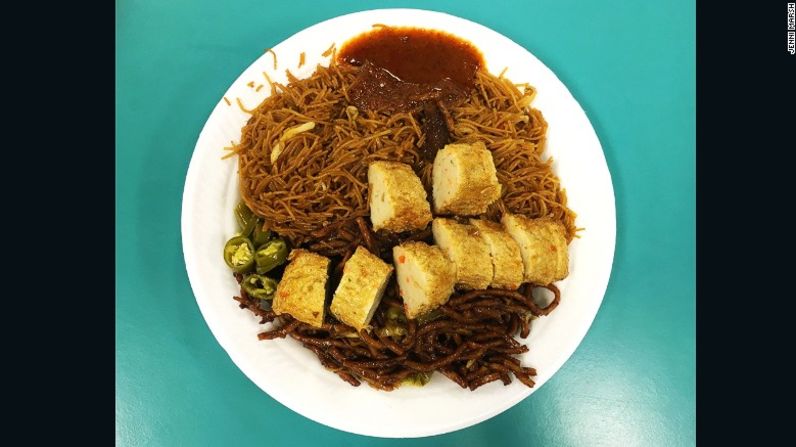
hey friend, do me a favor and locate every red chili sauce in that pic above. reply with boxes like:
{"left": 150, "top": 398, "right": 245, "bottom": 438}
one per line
{"left": 338, "top": 26, "right": 484, "bottom": 88}
{"left": 337, "top": 27, "right": 485, "bottom": 160}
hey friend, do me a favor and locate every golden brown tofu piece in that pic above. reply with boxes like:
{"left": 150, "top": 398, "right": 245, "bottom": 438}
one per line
{"left": 330, "top": 246, "right": 394, "bottom": 331}
{"left": 501, "top": 214, "right": 569, "bottom": 285}
{"left": 470, "top": 218, "right": 524, "bottom": 289}
{"left": 368, "top": 161, "right": 433, "bottom": 233}
{"left": 432, "top": 141, "right": 502, "bottom": 216}
{"left": 393, "top": 241, "right": 456, "bottom": 319}
{"left": 431, "top": 218, "right": 492, "bottom": 290}
{"left": 272, "top": 249, "right": 330, "bottom": 327}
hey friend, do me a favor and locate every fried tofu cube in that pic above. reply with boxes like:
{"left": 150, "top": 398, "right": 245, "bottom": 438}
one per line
{"left": 330, "top": 246, "right": 394, "bottom": 331}
{"left": 368, "top": 161, "right": 432, "bottom": 233}
{"left": 501, "top": 214, "right": 569, "bottom": 285}
{"left": 431, "top": 218, "right": 492, "bottom": 290}
{"left": 272, "top": 249, "right": 330, "bottom": 327}
{"left": 393, "top": 241, "right": 456, "bottom": 319}
{"left": 432, "top": 141, "right": 502, "bottom": 216}
{"left": 470, "top": 218, "right": 524, "bottom": 289}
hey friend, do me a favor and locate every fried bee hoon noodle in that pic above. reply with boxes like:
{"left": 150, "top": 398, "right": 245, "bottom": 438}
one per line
{"left": 230, "top": 57, "right": 576, "bottom": 390}
{"left": 234, "top": 61, "right": 577, "bottom": 257}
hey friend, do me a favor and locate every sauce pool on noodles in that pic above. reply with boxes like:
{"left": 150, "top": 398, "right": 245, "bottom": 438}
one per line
{"left": 338, "top": 27, "right": 486, "bottom": 160}
{"left": 337, "top": 26, "right": 485, "bottom": 89}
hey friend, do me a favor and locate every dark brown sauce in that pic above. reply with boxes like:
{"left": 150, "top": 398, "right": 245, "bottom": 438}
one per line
{"left": 345, "top": 61, "right": 467, "bottom": 114}
{"left": 338, "top": 26, "right": 484, "bottom": 90}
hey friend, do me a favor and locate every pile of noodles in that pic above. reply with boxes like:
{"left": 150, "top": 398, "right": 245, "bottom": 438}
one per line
{"left": 229, "top": 58, "right": 579, "bottom": 390}
{"left": 234, "top": 270, "right": 561, "bottom": 391}
{"left": 233, "top": 60, "right": 578, "bottom": 256}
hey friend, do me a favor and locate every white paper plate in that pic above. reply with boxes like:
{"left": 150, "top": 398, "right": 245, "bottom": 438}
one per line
{"left": 181, "top": 8, "right": 615, "bottom": 438}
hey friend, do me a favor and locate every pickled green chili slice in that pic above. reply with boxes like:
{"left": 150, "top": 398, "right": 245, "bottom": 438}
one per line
{"left": 252, "top": 220, "right": 272, "bottom": 246}
{"left": 235, "top": 201, "right": 257, "bottom": 237}
{"left": 223, "top": 236, "right": 255, "bottom": 273}
{"left": 385, "top": 306, "right": 407, "bottom": 323}
{"left": 376, "top": 322, "right": 407, "bottom": 339}
{"left": 255, "top": 238, "right": 289, "bottom": 274}
{"left": 401, "top": 372, "right": 431, "bottom": 387}
{"left": 242, "top": 274, "right": 278, "bottom": 300}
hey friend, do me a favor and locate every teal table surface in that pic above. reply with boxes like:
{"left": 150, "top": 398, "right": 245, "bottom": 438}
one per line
{"left": 116, "top": 1, "right": 695, "bottom": 445}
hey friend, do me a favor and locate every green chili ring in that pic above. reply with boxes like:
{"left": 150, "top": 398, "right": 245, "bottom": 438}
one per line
{"left": 242, "top": 274, "right": 278, "bottom": 300}
{"left": 252, "top": 221, "right": 272, "bottom": 246}
{"left": 235, "top": 201, "right": 257, "bottom": 237}
{"left": 223, "top": 236, "right": 255, "bottom": 273}
{"left": 255, "top": 238, "right": 289, "bottom": 274}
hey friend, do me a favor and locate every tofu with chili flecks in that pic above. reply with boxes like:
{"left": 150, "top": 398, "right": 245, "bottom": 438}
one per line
{"left": 393, "top": 241, "right": 456, "bottom": 319}
{"left": 431, "top": 218, "right": 492, "bottom": 290}
{"left": 330, "top": 246, "right": 394, "bottom": 331}
{"left": 501, "top": 214, "right": 569, "bottom": 285}
{"left": 272, "top": 249, "right": 330, "bottom": 328}
{"left": 469, "top": 218, "right": 524, "bottom": 290}
{"left": 432, "top": 141, "right": 502, "bottom": 216}
{"left": 368, "top": 161, "right": 432, "bottom": 233}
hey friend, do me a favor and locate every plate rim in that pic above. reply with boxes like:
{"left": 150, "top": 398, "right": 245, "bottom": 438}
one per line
{"left": 181, "top": 7, "right": 616, "bottom": 438}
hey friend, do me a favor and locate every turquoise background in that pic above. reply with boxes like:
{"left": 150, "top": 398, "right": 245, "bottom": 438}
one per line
{"left": 116, "top": 0, "right": 695, "bottom": 445}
